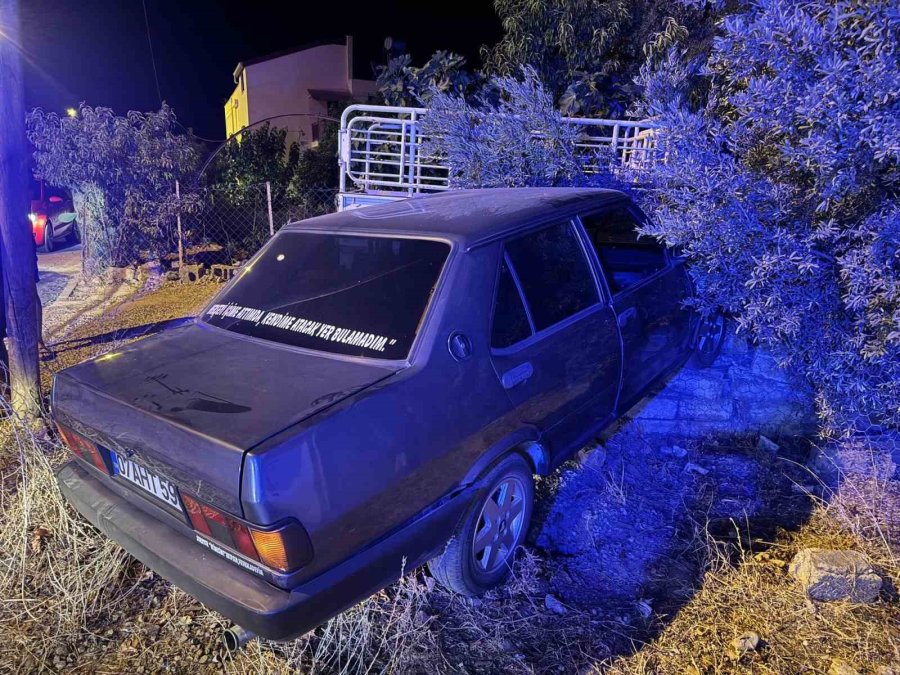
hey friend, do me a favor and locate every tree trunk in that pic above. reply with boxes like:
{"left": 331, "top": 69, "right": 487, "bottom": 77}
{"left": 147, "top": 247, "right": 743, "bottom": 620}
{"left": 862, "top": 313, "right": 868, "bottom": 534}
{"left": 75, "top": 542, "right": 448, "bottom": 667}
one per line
{"left": 0, "top": 0, "right": 42, "bottom": 418}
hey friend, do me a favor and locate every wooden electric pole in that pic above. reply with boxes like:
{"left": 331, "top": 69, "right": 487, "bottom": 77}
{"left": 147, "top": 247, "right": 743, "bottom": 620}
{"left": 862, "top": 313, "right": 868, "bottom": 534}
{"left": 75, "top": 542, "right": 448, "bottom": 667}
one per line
{"left": 0, "top": 0, "right": 42, "bottom": 418}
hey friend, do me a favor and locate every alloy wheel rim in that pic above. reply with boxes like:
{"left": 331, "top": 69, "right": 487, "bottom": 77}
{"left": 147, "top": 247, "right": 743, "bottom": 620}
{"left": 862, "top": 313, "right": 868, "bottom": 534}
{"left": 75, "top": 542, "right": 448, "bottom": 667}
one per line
{"left": 697, "top": 314, "right": 725, "bottom": 355}
{"left": 472, "top": 476, "right": 526, "bottom": 574}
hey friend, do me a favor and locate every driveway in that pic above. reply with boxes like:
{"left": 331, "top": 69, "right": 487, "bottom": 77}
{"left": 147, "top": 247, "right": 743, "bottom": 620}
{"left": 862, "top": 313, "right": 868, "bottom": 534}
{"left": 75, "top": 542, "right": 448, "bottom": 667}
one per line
{"left": 37, "top": 242, "right": 81, "bottom": 305}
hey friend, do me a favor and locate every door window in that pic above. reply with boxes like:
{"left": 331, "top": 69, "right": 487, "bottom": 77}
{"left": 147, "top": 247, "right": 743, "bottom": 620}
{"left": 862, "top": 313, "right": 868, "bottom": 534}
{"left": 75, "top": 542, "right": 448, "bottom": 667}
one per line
{"left": 504, "top": 221, "right": 599, "bottom": 331}
{"left": 491, "top": 257, "right": 532, "bottom": 349}
{"left": 581, "top": 207, "right": 667, "bottom": 294}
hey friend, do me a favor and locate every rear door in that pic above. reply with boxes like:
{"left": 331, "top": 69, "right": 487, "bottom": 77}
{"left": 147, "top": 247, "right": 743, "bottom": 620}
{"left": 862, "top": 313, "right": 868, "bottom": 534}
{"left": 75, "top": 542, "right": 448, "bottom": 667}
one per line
{"left": 489, "top": 220, "right": 621, "bottom": 458}
{"left": 579, "top": 204, "right": 692, "bottom": 407}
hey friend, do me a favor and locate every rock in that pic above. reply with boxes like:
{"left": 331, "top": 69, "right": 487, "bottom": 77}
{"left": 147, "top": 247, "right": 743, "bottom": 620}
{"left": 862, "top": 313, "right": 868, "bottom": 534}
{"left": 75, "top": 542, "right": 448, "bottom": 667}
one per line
{"left": 635, "top": 599, "right": 652, "bottom": 618}
{"left": 829, "top": 659, "right": 860, "bottom": 675}
{"left": 684, "top": 462, "right": 710, "bottom": 476}
{"left": 731, "top": 631, "right": 760, "bottom": 653}
{"left": 544, "top": 594, "right": 567, "bottom": 615}
{"left": 661, "top": 445, "right": 688, "bottom": 459}
{"left": 165, "top": 270, "right": 180, "bottom": 281}
{"left": 789, "top": 549, "right": 882, "bottom": 603}
{"left": 757, "top": 435, "right": 779, "bottom": 453}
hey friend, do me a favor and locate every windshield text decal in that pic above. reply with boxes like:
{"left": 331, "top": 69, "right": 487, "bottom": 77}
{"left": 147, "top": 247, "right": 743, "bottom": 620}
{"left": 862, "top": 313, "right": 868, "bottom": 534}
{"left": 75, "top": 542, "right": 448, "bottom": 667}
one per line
{"left": 206, "top": 303, "right": 395, "bottom": 353}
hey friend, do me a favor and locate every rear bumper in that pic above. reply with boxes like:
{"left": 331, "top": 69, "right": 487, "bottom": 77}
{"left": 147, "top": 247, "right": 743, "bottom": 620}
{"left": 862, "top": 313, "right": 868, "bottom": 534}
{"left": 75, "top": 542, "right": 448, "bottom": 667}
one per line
{"left": 56, "top": 461, "right": 469, "bottom": 641}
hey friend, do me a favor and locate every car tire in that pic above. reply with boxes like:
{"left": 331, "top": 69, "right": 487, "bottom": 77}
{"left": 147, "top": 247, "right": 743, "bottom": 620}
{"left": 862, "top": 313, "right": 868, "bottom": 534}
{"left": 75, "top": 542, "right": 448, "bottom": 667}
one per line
{"left": 43, "top": 223, "right": 55, "bottom": 252}
{"left": 693, "top": 310, "right": 727, "bottom": 368}
{"left": 428, "top": 453, "right": 534, "bottom": 596}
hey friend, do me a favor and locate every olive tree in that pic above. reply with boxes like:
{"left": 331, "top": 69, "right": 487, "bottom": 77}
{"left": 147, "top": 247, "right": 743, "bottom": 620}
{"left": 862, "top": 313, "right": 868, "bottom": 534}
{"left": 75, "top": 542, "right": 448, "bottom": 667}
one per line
{"left": 26, "top": 103, "right": 200, "bottom": 273}
{"left": 634, "top": 0, "right": 899, "bottom": 435}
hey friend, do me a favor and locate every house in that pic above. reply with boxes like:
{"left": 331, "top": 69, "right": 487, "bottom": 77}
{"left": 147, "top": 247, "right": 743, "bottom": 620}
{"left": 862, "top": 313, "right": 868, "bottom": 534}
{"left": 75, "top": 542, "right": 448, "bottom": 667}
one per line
{"left": 224, "top": 36, "right": 377, "bottom": 147}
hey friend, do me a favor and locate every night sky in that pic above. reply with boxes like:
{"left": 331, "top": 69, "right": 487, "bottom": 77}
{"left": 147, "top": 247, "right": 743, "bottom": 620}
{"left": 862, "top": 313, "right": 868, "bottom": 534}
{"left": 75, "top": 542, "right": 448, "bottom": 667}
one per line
{"left": 20, "top": 0, "right": 501, "bottom": 140}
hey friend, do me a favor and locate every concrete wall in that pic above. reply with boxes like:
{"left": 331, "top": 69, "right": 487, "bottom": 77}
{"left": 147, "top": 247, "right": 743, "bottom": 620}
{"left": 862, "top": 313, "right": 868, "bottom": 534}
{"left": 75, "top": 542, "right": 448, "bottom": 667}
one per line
{"left": 629, "top": 330, "right": 817, "bottom": 438}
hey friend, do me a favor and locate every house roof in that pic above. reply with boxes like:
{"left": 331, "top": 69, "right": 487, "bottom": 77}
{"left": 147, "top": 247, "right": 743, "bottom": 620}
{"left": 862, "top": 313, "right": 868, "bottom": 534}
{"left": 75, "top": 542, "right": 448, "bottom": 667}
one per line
{"left": 284, "top": 188, "right": 628, "bottom": 249}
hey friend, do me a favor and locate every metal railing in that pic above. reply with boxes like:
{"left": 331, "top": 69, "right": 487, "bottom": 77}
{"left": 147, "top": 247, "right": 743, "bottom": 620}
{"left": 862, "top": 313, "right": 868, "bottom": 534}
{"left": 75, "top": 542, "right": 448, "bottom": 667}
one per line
{"left": 338, "top": 104, "right": 659, "bottom": 204}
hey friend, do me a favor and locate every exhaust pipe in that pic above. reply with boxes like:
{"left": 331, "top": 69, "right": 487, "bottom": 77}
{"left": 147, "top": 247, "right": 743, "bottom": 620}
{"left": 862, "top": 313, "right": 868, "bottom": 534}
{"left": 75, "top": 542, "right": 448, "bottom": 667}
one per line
{"left": 223, "top": 624, "right": 256, "bottom": 652}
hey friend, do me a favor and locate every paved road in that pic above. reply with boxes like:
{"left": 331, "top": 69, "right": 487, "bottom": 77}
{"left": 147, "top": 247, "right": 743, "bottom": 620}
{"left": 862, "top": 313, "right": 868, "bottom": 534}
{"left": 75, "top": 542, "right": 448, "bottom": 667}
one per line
{"left": 37, "top": 242, "right": 81, "bottom": 305}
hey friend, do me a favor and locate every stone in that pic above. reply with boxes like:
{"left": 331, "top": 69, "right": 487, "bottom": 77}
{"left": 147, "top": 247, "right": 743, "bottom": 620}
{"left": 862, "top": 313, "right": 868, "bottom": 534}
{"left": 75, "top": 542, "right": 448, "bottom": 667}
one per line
{"left": 544, "top": 594, "right": 567, "bottom": 616}
{"left": 660, "top": 445, "right": 688, "bottom": 459}
{"left": 164, "top": 270, "right": 180, "bottom": 281}
{"left": 789, "top": 549, "right": 882, "bottom": 603}
{"left": 757, "top": 435, "right": 780, "bottom": 453}
{"left": 829, "top": 660, "right": 860, "bottom": 675}
{"left": 731, "top": 631, "right": 760, "bottom": 653}
{"left": 684, "top": 462, "right": 710, "bottom": 476}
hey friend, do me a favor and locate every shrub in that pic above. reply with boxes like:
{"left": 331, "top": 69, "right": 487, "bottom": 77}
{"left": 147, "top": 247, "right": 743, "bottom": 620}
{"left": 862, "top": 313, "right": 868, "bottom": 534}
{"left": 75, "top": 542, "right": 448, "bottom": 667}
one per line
{"left": 634, "top": 0, "right": 899, "bottom": 434}
{"left": 26, "top": 104, "right": 200, "bottom": 272}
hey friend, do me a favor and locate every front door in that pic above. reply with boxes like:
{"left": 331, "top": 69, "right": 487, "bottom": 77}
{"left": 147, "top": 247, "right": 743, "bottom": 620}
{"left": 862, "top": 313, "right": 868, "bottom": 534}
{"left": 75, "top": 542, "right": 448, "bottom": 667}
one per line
{"left": 579, "top": 205, "right": 693, "bottom": 406}
{"left": 489, "top": 220, "right": 621, "bottom": 458}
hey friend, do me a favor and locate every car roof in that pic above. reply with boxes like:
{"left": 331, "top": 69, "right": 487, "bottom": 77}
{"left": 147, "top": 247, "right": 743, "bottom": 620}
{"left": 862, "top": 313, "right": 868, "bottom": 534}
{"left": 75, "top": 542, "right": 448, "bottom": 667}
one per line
{"left": 282, "top": 188, "right": 628, "bottom": 248}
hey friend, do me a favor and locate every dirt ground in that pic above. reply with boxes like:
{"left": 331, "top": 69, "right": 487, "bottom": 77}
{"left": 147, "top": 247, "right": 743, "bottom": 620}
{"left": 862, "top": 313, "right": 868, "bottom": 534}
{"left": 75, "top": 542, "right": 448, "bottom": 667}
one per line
{"left": 0, "top": 280, "right": 896, "bottom": 674}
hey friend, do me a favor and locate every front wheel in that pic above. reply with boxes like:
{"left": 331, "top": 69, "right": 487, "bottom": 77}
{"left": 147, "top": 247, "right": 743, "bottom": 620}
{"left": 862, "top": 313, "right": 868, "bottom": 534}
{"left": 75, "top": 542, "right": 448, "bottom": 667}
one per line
{"left": 428, "top": 453, "right": 534, "bottom": 596}
{"left": 693, "top": 310, "right": 727, "bottom": 367}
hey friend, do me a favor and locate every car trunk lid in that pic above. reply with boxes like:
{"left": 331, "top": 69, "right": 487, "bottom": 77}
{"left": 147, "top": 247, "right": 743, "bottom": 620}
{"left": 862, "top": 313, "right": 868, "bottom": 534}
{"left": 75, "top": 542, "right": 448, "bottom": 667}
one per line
{"left": 52, "top": 322, "right": 400, "bottom": 515}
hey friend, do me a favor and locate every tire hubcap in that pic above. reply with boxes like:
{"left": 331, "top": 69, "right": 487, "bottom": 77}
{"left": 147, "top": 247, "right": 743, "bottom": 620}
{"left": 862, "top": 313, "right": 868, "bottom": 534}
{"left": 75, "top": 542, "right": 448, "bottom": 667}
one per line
{"left": 697, "top": 313, "right": 724, "bottom": 355}
{"left": 472, "top": 476, "right": 526, "bottom": 574}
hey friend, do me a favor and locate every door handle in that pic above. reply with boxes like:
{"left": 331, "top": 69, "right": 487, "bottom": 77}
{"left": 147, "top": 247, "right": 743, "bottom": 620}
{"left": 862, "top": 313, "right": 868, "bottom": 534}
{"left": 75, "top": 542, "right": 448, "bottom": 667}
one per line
{"left": 617, "top": 307, "right": 638, "bottom": 327}
{"left": 501, "top": 362, "right": 533, "bottom": 390}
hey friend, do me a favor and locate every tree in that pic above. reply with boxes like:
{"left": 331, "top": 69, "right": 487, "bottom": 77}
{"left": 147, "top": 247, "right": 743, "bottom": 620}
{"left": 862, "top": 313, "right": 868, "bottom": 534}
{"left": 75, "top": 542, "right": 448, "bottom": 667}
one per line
{"left": 633, "top": 0, "right": 899, "bottom": 435}
{"left": 0, "top": 0, "right": 41, "bottom": 418}
{"left": 27, "top": 104, "right": 200, "bottom": 272}
{"left": 482, "top": 0, "right": 719, "bottom": 117}
{"left": 419, "top": 68, "right": 587, "bottom": 189}
{"left": 208, "top": 122, "right": 298, "bottom": 203}
{"left": 376, "top": 51, "right": 475, "bottom": 107}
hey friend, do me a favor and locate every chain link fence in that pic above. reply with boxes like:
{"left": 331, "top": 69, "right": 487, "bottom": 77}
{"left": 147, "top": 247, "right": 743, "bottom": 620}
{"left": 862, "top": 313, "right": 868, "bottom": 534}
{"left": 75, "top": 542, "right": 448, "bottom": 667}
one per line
{"left": 176, "top": 182, "right": 338, "bottom": 269}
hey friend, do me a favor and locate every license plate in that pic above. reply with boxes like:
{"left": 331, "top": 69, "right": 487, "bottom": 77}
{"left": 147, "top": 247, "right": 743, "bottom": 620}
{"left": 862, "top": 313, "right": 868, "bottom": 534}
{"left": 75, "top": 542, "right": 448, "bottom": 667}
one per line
{"left": 111, "top": 451, "right": 182, "bottom": 512}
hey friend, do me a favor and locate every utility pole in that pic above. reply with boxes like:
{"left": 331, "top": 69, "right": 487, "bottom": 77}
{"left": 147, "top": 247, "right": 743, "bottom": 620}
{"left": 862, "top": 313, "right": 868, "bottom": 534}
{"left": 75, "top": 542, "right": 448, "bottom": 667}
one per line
{"left": 0, "top": 0, "right": 42, "bottom": 419}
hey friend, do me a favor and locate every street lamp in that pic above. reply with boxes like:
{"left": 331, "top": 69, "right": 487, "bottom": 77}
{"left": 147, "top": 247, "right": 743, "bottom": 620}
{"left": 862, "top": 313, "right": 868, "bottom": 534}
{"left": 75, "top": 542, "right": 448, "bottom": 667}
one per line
{"left": 66, "top": 107, "right": 77, "bottom": 118}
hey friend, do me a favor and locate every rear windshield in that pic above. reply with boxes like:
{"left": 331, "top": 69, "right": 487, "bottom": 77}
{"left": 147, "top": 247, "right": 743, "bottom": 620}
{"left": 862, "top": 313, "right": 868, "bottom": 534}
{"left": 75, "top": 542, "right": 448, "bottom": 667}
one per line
{"left": 203, "top": 233, "right": 450, "bottom": 360}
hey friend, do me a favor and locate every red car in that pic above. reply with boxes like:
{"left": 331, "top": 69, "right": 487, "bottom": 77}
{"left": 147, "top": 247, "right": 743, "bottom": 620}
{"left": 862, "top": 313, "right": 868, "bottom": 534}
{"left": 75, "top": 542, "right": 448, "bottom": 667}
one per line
{"left": 30, "top": 181, "right": 79, "bottom": 252}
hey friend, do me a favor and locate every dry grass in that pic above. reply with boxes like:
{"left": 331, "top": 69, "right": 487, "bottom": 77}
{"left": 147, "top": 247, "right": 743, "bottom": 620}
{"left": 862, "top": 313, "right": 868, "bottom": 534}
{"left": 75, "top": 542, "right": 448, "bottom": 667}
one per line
{"left": 604, "top": 496, "right": 900, "bottom": 674}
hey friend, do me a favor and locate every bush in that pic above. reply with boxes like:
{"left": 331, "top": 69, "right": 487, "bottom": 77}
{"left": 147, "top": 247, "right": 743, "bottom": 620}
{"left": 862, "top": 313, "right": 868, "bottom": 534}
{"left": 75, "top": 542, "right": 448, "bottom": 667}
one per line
{"left": 634, "top": 0, "right": 899, "bottom": 435}
{"left": 419, "top": 67, "right": 589, "bottom": 189}
{"left": 26, "top": 104, "right": 200, "bottom": 272}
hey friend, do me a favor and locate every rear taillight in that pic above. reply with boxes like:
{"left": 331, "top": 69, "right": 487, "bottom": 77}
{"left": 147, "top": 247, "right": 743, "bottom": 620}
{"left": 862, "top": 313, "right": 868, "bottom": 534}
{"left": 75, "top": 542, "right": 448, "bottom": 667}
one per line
{"left": 181, "top": 493, "right": 311, "bottom": 573}
{"left": 56, "top": 423, "right": 109, "bottom": 474}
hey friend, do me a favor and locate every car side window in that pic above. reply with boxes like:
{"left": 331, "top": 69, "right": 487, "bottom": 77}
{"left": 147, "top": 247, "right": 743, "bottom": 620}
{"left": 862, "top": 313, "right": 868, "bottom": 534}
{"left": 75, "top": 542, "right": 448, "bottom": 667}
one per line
{"left": 491, "top": 257, "right": 532, "bottom": 349}
{"left": 580, "top": 207, "right": 667, "bottom": 295}
{"left": 505, "top": 221, "right": 599, "bottom": 332}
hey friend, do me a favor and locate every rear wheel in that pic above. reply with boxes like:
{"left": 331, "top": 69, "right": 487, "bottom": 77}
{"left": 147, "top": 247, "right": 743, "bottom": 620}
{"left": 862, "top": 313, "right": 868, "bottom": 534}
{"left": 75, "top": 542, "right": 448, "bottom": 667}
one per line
{"left": 693, "top": 310, "right": 727, "bottom": 367}
{"left": 428, "top": 453, "right": 534, "bottom": 596}
{"left": 42, "top": 222, "right": 55, "bottom": 252}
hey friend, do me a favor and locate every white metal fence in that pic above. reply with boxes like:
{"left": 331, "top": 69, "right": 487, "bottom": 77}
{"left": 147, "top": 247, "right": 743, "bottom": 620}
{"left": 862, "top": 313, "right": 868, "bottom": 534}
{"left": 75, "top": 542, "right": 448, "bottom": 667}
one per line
{"left": 337, "top": 104, "right": 659, "bottom": 207}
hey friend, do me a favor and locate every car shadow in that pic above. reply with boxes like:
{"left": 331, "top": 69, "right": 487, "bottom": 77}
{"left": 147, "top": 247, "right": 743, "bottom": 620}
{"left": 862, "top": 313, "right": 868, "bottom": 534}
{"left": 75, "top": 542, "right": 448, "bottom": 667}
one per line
{"left": 47, "top": 317, "right": 192, "bottom": 356}
{"left": 426, "top": 424, "right": 817, "bottom": 672}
